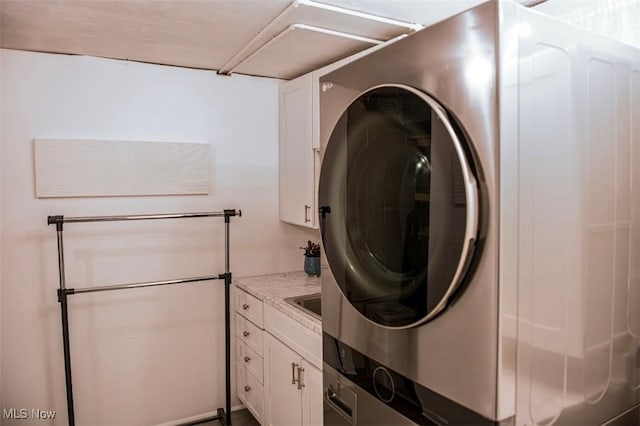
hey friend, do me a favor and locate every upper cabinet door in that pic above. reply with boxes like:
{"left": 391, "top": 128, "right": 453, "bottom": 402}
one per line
{"left": 279, "top": 74, "right": 317, "bottom": 229}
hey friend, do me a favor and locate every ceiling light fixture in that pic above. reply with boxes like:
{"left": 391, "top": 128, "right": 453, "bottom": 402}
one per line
{"left": 296, "top": 0, "right": 424, "bottom": 31}
{"left": 217, "top": 0, "right": 422, "bottom": 76}
{"left": 225, "top": 23, "right": 383, "bottom": 76}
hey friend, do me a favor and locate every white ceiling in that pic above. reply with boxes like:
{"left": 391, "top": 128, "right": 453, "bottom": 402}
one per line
{"left": 0, "top": 0, "right": 638, "bottom": 80}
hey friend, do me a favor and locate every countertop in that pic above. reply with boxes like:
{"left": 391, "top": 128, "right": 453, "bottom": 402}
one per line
{"left": 234, "top": 271, "right": 322, "bottom": 335}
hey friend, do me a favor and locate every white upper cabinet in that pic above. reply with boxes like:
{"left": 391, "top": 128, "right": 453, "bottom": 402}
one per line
{"left": 278, "top": 42, "right": 396, "bottom": 229}
{"left": 279, "top": 73, "right": 318, "bottom": 228}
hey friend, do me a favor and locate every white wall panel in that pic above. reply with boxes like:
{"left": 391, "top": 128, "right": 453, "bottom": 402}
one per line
{"left": 35, "top": 139, "right": 211, "bottom": 198}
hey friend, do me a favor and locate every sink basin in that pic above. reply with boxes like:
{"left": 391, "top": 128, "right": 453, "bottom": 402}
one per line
{"left": 285, "top": 293, "right": 321, "bottom": 319}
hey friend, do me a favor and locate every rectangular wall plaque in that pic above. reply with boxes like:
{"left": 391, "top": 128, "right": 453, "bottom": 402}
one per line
{"left": 34, "top": 139, "right": 212, "bottom": 198}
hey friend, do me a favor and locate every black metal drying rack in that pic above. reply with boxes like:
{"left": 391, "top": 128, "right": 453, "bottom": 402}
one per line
{"left": 47, "top": 209, "right": 241, "bottom": 426}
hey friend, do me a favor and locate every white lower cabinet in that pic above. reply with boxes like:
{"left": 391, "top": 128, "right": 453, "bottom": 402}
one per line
{"left": 264, "top": 332, "right": 323, "bottom": 426}
{"left": 235, "top": 286, "right": 322, "bottom": 426}
{"left": 300, "top": 359, "right": 323, "bottom": 426}
{"left": 237, "top": 361, "right": 264, "bottom": 422}
{"left": 235, "top": 288, "right": 265, "bottom": 423}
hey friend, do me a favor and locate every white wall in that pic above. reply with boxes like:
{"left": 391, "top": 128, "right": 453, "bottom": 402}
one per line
{"left": 0, "top": 49, "right": 317, "bottom": 425}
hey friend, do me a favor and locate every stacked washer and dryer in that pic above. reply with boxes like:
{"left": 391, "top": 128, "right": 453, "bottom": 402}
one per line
{"left": 317, "top": 1, "right": 640, "bottom": 425}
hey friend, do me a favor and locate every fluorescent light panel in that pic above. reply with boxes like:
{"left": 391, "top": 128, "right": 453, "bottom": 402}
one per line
{"left": 296, "top": 0, "right": 424, "bottom": 31}
{"left": 219, "top": 0, "right": 422, "bottom": 76}
{"left": 228, "top": 23, "right": 383, "bottom": 74}
{"left": 293, "top": 23, "right": 384, "bottom": 44}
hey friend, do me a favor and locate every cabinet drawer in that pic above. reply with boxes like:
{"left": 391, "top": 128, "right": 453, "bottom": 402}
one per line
{"left": 237, "top": 339, "right": 264, "bottom": 383}
{"left": 238, "top": 366, "right": 264, "bottom": 423}
{"left": 236, "top": 288, "right": 264, "bottom": 328}
{"left": 236, "top": 314, "right": 263, "bottom": 355}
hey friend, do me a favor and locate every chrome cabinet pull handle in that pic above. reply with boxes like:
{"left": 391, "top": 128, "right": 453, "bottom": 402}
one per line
{"left": 244, "top": 356, "right": 251, "bottom": 363}
{"left": 297, "top": 367, "right": 305, "bottom": 390}
{"left": 242, "top": 303, "right": 249, "bottom": 310}
{"left": 291, "top": 362, "right": 299, "bottom": 384}
{"left": 304, "top": 205, "right": 310, "bottom": 223}
{"left": 243, "top": 331, "right": 250, "bottom": 337}
{"left": 244, "top": 386, "right": 251, "bottom": 392}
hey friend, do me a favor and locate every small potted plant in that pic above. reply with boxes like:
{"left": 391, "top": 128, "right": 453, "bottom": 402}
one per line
{"left": 300, "top": 240, "right": 321, "bottom": 277}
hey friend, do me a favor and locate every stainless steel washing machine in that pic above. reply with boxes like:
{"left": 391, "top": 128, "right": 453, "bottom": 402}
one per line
{"left": 318, "top": 1, "right": 640, "bottom": 425}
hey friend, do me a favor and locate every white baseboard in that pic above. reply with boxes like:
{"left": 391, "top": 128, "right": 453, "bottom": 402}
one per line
{"left": 154, "top": 404, "right": 246, "bottom": 426}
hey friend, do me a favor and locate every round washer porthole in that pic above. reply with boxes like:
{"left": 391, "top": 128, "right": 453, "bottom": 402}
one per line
{"left": 318, "top": 84, "right": 479, "bottom": 329}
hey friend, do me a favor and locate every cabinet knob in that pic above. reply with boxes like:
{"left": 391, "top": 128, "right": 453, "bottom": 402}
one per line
{"left": 244, "top": 386, "right": 251, "bottom": 392}
{"left": 244, "top": 356, "right": 251, "bottom": 363}
{"left": 243, "top": 331, "right": 250, "bottom": 337}
{"left": 242, "top": 303, "right": 250, "bottom": 310}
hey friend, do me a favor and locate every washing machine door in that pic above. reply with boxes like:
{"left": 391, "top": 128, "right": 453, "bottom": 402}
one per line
{"left": 319, "top": 84, "right": 479, "bottom": 329}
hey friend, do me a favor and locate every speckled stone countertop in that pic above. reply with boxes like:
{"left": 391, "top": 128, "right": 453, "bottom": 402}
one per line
{"left": 234, "top": 271, "right": 322, "bottom": 335}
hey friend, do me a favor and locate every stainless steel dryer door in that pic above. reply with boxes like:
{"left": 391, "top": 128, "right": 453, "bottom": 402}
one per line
{"left": 319, "top": 84, "right": 479, "bottom": 329}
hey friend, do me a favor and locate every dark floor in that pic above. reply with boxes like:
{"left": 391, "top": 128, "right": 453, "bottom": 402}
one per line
{"left": 197, "top": 409, "right": 260, "bottom": 426}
